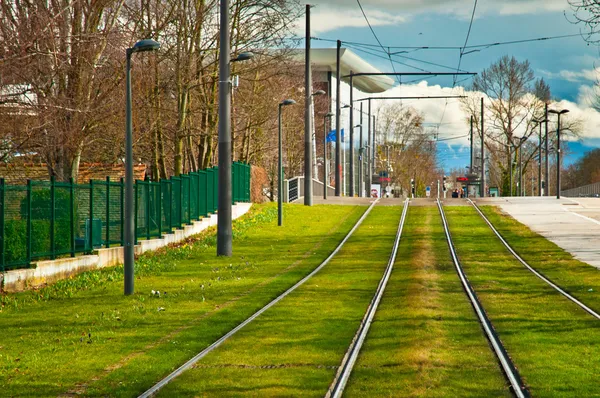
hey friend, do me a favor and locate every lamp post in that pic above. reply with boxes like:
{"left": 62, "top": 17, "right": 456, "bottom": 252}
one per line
{"left": 216, "top": 0, "right": 255, "bottom": 258}
{"left": 513, "top": 136, "right": 527, "bottom": 197}
{"left": 532, "top": 118, "right": 547, "bottom": 196}
{"left": 351, "top": 124, "right": 361, "bottom": 197}
{"left": 124, "top": 39, "right": 160, "bottom": 296}
{"left": 304, "top": 89, "right": 326, "bottom": 205}
{"left": 339, "top": 104, "right": 350, "bottom": 195}
{"left": 548, "top": 108, "right": 569, "bottom": 199}
{"left": 323, "top": 112, "right": 334, "bottom": 199}
{"left": 278, "top": 99, "right": 296, "bottom": 226}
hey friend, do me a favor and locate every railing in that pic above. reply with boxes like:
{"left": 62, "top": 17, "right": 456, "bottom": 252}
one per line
{"left": 561, "top": 181, "right": 600, "bottom": 198}
{"left": 0, "top": 162, "right": 251, "bottom": 271}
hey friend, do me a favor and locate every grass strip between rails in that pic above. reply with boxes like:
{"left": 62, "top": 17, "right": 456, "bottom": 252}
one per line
{"left": 445, "top": 206, "right": 600, "bottom": 397}
{"left": 480, "top": 205, "right": 600, "bottom": 313}
{"left": 154, "top": 206, "right": 402, "bottom": 397}
{"left": 0, "top": 203, "right": 365, "bottom": 397}
{"left": 344, "top": 206, "right": 510, "bottom": 397}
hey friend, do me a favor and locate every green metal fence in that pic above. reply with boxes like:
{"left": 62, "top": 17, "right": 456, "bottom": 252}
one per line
{"left": 0, "top": 162, "right": 251, "bottom": 271}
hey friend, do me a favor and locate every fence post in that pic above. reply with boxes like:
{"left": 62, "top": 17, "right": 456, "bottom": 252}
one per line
{"left": 26, "top": 179, "right": 32, "bottom": 266}
{"left": 158, "top": 180, "right": 162, "bottom": 235}
{"left": 179, "top": 178, "right": 183, "bottom": 227}
{"left": 50, "top": 176, "right": 56, "bottom": 259}
{"left": 70, "top": 178, "right": 75, "bottom": 257}
{"left": 120, "top": 177, "right": 124, "bottom": 246}
{"left": 145, "top": 177, "right": 150, "bottom": 240}
{"left": 169, "top": 179, "right": 173, "bottom": 232}
{"left": 0, "top": 178, "right": 5, "bottom": 271}
{"left": 134, "top": 180, "right": 138, "bottom": 245}
{"left": 89, "top": 179, "right": 94, "bottom": 252}
{"left": 106, "top": 176, "right": 110, "bottom": 248}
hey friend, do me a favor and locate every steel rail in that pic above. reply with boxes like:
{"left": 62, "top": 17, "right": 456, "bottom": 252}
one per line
{"left": 437, "top": 199, "right": 529, "bottom": 398}
{"left": 468, "top": 198, "right": 600, "bottom": 321}
{"left": 138, "top": 199, "right": 380, "bottom": 398}
{"left": 327, "top": 198, "right": 410, "bottom": 398}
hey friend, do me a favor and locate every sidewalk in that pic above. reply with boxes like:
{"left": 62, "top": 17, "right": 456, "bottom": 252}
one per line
{"left": 476, "top": 197, "right": 600, "bottom": 268}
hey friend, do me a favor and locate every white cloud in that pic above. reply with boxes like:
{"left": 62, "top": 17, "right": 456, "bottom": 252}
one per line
{"left": 539, "top": 67, "right": 600, "bottom": 83}
{"left": 293, "top": 8, "right": 406, "bottom": 35}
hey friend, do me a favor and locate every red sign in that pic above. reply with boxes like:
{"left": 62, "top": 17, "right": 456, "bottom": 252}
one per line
{"left": 380, "top": 177, "right": 391, "bottom": 182}
{"left": 456, "top": 177, "right": 468, "bottom": 182}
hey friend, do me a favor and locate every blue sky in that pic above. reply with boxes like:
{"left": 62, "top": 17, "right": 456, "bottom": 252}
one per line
{"left": 303, "top": 0, "right": 600, "bottom": 171}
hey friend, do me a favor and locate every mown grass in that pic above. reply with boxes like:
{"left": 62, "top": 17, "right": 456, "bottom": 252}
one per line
{"left": 0, "top": 203, "right": 365, "bottom": 397}
{"left": 480, "top": 205, "right": 600, "bottom": 312}
{"left": 445, "top": 206, "right": 600, "bottom": 397}
{"left": 156, "top": 206, "right": 402, "bottom": 397}
{"left": 344, "top": 206, "right": 510, "bottom": 397}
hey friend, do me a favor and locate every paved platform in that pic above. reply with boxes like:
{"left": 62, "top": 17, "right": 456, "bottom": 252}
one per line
{"left": 473, "top": 197, "right": 600, "bottom": 268}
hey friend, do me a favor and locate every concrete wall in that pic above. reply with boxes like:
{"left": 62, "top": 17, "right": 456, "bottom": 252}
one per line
{"left": 2, "top": 203, "right": 252, "bottom": 293}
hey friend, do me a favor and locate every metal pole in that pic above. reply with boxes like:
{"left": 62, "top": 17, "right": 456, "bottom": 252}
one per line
{"left": 278, "top": 104, "right": 283, "bottom": 225}
{"left": 349, "top": 72, "right": 354, "bottom": 197}
{"left": 372, "top": 115, "right": 376, "bottom": 175}
{"left": 519, "top": 144, "right": 523, "bottom": 196}
{"left": 470, "top": 115, "right": 474, "bottom": 173}
{"left": 335, "top": 40, "right": 342, "bottom": 196}
{"left": 124, "top": 50, "right": 135, "bottom": 295}
{"left": 304, "top": 4, "right": 313, "bottom": 206}
{"left": 324, "top": 114, "right": 328, "bottom": 200}
{"left": 557, "top": 113, "right": 561, "bottom": 199}
{"left": 538, "top": 123, "right": 542, "bottom": 196}
{"left": 480, "top": 97, "right": 485, "bottom": 197}
{"left": 508, "top": 144, "right": 513, "bottom": 197}
{"left": 367, "top": 99, "right": 372, "bottom": 195}
{"left": 358, "top": 102, "right": 363, "bottom": 197}
{"left": 217, "top": 0, "right": 232, "bottom": 256}
{"left": 545, "top": 104, "right": 549, "bottom": 197}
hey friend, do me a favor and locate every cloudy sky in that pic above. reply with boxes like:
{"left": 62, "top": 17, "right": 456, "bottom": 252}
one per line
{"left": 300, "top": 0, "right": 600, "bottom": 170}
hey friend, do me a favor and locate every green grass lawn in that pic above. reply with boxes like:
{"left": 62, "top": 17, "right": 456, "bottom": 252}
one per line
{"left": 155, "top": 206, "right": 402, "bottom": 397}
{"left": 344, "top": 206, "right": 510, "bottom": 397}
{"left": 480, "top": 205, "right": 600, "bottom": 312}
{"left": 0, "top": 203, "right": 365, "bottom": 397}
{"left": 445, "top": 206, "right": 600, "bottom": 397}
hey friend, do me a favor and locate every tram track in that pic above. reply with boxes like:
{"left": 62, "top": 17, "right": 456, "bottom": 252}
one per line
{"left": 138, "top": 200, "right": 380, "bottom": 397}
{"left": 468, "top": 198, "right": 600, "bottom": 321}
{"left": 437, "top": 199, "right": 530, "bottom": 398}
{"left": 326, "top": 198, "right": 410, "bottom": 398}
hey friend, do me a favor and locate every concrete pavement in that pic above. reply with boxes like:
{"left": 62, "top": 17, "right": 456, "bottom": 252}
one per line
{"left": 474, "top": 197, "right": 600, "bottom": 268}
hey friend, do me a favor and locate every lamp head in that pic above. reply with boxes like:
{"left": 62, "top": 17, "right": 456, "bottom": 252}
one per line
{"left": 312, "top": 90, "right": 326, "bottom": 97}
{"left": 131, "top": 39, "right": 160, "bottom": 53}
{"left": 549, "top": 109, "right": 570, "bottom": 115}
{"left": 325, "top": 112, "right": 335, "bottom": 117}
{"left": 341, "top": 105, "right": 351, "bottom": 109}
{"left": 280, "top": 99, "right": 296, "bottom": 106}
{"left": 232, "top": 52, "right": 254, "bottom": 62}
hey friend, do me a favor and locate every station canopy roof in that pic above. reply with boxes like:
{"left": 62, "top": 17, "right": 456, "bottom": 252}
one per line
{"left": 294, "top": 48, "right": 395, "bottom": 94}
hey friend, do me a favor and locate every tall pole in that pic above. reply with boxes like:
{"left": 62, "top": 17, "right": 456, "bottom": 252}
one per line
{"left": 545, "top": 104, "right": 549, "bottom": 197}
{"left": 278, "top": 105, "right": 283, "bottom": 225}
{"left": 469, "top": 115, "right": 474, "bottom": 173}
{"left": 349, "top": 72, "right": 354, "bottom": 197}
{"left": 508, "top": 144, "right": 513, "bottom": 197}
{"left": 335, "top": 40, "right": 342, "bottom": 196}
{"left": 124, "top": 51, "right": 134, "bottom": 295}
{"left": 323, "top": 114, "right": 328, "bottom": 200}
{"left": 557, "top": 113, "right": 561, "bottom": 199}
{"left": 519, "top": 144, "right": 523, "bottom": 196}
{"left": 480, "top": 97, "right": 485, "bottom": 197}
{"left": 367, "top": 99, "right": 372, "bottom": 196}
{"left": 538, "top": 122, "right": 542, "bottom": 196}
{"left": 372, "top": 115, "right": 376, "bottom": 175}
{"left": 358, "top": 102, "right": 364, "bottom": 197}
{"left": 304, "top": 4, "right": 313, "bottom": 206}
{"left": 217, "top": 0, "right": 232, "bottom": 256}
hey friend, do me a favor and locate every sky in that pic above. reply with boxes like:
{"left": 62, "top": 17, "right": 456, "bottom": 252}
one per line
{"left": 296, "top": 0, "right": 600, "bottom": 172}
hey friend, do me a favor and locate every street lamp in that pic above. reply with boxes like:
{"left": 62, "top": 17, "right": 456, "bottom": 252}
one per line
{"left": 548, "top": 108, "right": 569, "bottom": 199}
{"left": 278, "top": 99, "right": 296, "bottom": 226}
{"left": 532, "top": 118, "right": 547, "bottom": 196}
{"left": 323, "top": 112, "right": 334, "bottom": 200}
{"left": 124, "top": 39, "right": 160, "bottom": 296}
{"left": 304, "top": 89, "right": 326, "bottom": 206}
{"left": 351, "top": 124, "right": 361, "bottom": 197}
{"left": 217, "top": 0, "right": 255, "bottom": 257}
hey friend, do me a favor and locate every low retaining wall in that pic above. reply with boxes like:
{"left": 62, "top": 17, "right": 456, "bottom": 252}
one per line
{"left": 2, "top": 203, "right": 252, "bottom": 293}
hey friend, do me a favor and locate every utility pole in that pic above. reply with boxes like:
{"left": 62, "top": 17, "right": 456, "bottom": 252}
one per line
{"left": 349, "top": 71, "right": 354, "bottom": 197}
{"left": 544, "top": 103, "right": 549, "bottom": 197}
{"left": 335, "top": 40, "right": 342, "bottom": 196}
{"left": 480, "top": 97, "right": 485, "bottom": 197}
{"left": 303, "top": 4, "right": 313, "bottom": 206}
{"left": 367, "top": 98, "right": 372, "bottom": 196}
{"left": 538, "top": 121, "right": 543, "bottom": 196}
{"left": 359, "top": 102, "right": 364, "bottom": 197}
{"left": 469, "top": 115, "right": 474, "bottom": 173}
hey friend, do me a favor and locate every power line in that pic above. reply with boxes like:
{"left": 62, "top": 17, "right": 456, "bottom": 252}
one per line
{"left": 355, "top": 0, "right": 407, "bottom": 84}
